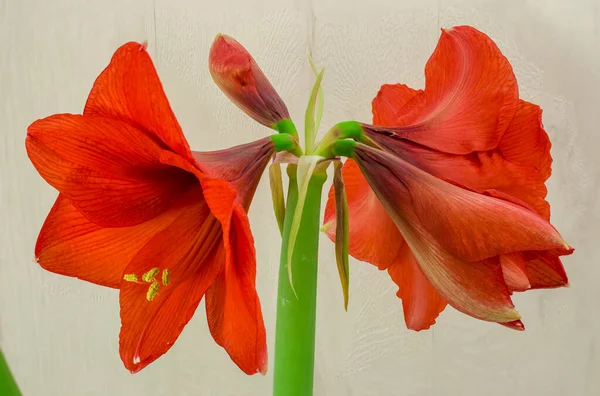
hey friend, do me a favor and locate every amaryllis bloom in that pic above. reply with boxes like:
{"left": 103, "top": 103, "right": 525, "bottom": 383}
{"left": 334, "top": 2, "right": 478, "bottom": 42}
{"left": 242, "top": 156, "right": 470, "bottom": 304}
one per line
{"left": 25, "top": 42, "right": 294, "bottom": 374}
{"left": 209, "top": 34, "right": 291, "bottom": 129}
{"left": 324, "top": 26, "right": 573, "bottom": 330}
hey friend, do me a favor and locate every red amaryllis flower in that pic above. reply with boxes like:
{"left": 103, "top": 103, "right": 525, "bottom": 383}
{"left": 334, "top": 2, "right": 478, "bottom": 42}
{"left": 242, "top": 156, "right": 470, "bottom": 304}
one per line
{"left": 324, "top": 26, "right": 573, "bottom": 330}
{"left": 209, "top": 34, "right": 290, "bottom": 129}
{"left": 332, "top": 141, "right": 571, "bottom": 326}
{"left": 26, "top": 42, "right": 279, "bottom": 374}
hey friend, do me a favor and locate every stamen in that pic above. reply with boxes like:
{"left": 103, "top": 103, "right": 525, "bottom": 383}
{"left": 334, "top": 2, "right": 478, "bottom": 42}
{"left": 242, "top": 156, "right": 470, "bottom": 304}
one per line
{"left": 142, "top": 267, "right": 160, "bottom": 283}
{"left": 146, "top": 281, "right": 160, "bottom": 301}
{"left": 123, "top": 274, "right": 138, "bottom": 282}
{"left": 162, "top": 269, "right": 170, "bottom": 285}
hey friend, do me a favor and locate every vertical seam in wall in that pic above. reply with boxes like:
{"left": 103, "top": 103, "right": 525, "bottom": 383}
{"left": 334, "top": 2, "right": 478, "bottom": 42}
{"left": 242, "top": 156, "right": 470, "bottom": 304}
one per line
{"left": 437, "top": 0, "right": 441, "bottom": 29}
{"left": 153, "top": 0, "right": 158, "bottom": 61}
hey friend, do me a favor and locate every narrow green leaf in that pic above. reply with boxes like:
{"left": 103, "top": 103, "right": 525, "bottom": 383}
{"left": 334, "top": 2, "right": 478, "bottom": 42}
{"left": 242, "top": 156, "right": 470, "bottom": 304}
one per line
{"left": 269, "top": 163, "right": 286, "bottom": 235}
{"left": 333, "top": 160, "right": 350, "bottom": 310}
{"left": 304, "top": 69, "right": 324, "bottom": 155}
{"left": 308, "top": 55, "right": 324, "bottom": 138}
{"left": 286, "top": 155, "right": 322, "bottom": 296}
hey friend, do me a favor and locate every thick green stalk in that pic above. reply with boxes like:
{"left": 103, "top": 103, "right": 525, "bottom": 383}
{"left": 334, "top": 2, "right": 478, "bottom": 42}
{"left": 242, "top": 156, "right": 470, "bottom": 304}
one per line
{"left": 273, "top": 164, "right": 326, "bottom": 396}
{"left": 0, "top": 349, "right": 20, "bottom": 396}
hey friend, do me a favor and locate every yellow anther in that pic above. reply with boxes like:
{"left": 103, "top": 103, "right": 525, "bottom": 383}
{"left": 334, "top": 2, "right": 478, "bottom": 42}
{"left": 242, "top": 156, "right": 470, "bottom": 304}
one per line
{"left": 123, "top": 274, "right": 138, "bottom": 282}
{"left": 146, "top": 281, "right": 160, "bottom": 301}
{"left": 142, "top": 267, "right": 160, "bottom": 283}
{"left": 162, "top": 269, "right": 170, "bottom": 285}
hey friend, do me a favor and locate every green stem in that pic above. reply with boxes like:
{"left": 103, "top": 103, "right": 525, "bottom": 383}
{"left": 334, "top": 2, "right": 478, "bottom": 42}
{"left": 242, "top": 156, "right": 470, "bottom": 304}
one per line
{"left": 0, "top": 349, "right": 20, "bottom": 396}
{"left": 273, "top": 164, "right": 326, "bottom": 396}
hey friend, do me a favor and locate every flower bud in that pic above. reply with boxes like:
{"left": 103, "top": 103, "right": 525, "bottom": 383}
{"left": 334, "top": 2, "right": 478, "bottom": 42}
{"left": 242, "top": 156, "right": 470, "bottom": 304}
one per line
{"left": 209, "top": 34, "right": 290, "bottom": 128}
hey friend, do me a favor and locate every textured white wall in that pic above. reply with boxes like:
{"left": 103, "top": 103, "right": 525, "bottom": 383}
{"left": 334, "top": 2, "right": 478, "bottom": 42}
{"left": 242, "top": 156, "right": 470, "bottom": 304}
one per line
{"left": 1, "top": 0, "right": 599, "bottom": 395}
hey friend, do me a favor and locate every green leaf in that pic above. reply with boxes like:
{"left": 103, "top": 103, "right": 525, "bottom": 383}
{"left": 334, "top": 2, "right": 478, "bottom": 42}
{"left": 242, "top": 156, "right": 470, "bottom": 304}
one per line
{"left": 286, "top": 155, "right": 322, "bottom": 296}
{"left": 308, "top": 55, "right": 324, "bottom": 140}
{"left": 0, "top": 349, "right": 20, "bottom": 396}
{"left": 269, "top": 163, "right": 286, "bottom": 235}
{"left": 333, "top": 160, "right": 350, "bottom": 310}
{"left": 304, "top": 68, "right": 324, "bottom": 155}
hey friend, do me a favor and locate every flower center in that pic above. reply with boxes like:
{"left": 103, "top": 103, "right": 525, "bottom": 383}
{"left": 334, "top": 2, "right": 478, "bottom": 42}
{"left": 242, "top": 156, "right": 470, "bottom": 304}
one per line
{"left": 123, "top": 267, "right": 170, "bottom": 301}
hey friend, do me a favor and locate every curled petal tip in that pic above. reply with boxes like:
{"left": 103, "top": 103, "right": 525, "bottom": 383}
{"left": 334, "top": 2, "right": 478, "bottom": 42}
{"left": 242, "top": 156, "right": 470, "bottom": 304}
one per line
{"left": 500, "top": 309, "right": 522, "bottom": 324}
{"left": 501, "top": 319, "right": 525, "bottom": 331}
{"left": 259, "top": 360, "right": 268, "bottom": 376}
{"left": 139, "top": 41, "right": 148, "bottom": 51}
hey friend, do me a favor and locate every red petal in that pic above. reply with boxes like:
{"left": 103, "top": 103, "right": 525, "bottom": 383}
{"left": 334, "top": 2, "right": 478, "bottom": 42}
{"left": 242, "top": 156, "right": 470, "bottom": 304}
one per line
{"left": 84, "top": 42, "right": 193, "bottom": 161}
{"left": 372, "top": 84, "right": 422, "bottom": 126}
{"left": 367, "top": 26, "right": 519, "bottom": 154}
{"left": 387, "top": 243, "right": 447, "bottom": 331}
{"left": 192, "top": 137, "right": 274, "bottom": 210}
{"left": 401, "top": 221, "right": 518, "bottom": 322}
{"left": 323, "top": 159, "right": 405, "bottom": 270}
{"left": 205, "top": 208, "right": 267, "bottom": 375}
{"left": 355, "top": 145, "right": 568, "bottom": 263}
{"left": 500, "top": 320, "right": 525, "bottom": 331}
{"left": 200, "top": 179, "right": 267, "bottom": 374}
{"left": 363, "top": 135, "right": 551, "bottom": 219}
{"left": 26, "top": 114, "right": 196, "bottom": 227}
{"left": 499, "top": 100, "right": 552, "bottom": 180}
{"left": 500, "top": 253, "right": 530, "bottom": 293}
{"left": 119, "top": 188, "right": 223, "bottom": 372}
{"left": 353, "top": 145, "right": 570, "bottom": 322}
{"left": 323, "top": 160, "right": 446, "bottom": 329}
{"left": 35, "top": 194, "right": 181, "bottom": 288}
{"left": 523, "top": 251, "right": 570, "bottom": 289}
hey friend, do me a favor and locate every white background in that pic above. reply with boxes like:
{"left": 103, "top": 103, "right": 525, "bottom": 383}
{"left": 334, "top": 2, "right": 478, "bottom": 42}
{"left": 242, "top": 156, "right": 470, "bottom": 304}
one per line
{"left": 1, "top": 0, "right": 599, "bottom": 395}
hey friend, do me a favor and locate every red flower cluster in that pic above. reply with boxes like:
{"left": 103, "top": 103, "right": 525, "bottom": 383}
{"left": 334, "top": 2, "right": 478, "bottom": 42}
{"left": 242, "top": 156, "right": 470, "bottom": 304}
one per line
{"left": 324, "top": 26, "right": 572, "bottom": 331}
{"left": 26, "top": 26, "right": 572, "bottom": 375}
{"left": 27, "top": 41, "right": 278, "bottom": 374}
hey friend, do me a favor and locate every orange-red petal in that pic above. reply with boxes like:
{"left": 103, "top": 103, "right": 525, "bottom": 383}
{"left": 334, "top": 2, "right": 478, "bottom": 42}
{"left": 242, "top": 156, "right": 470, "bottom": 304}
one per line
{"left": 205, "top": 212, "right": 267, "bottom": 375}
{"left": 523, "top": 251, "right": 570, "bottom": 289}
{"left": 501, "top": 320, "right": 525, "bottom": 331}
{"left": 323, "top": 159, "right": 405, "bottom": 270}
{"left": 500, "top": 253, "right": 531, "bottom": 293}
{"left": 324, "top": 160, "right": 446, "bottom": 330}
{"left": 364, "top": 135, "right": 551, "bottom": 219}
{"left": 400, "top": 219, "right": 518, "bottom": 323}
{"left": 192, "top": 137, "right": 275, "bottom": 210}
{"left": 201, "top": 179, "right": 267, "bottom": 375}
{"left": 83, "top": 42, "right": 193, "bottom": 162}
{"left": 387, "top": 243, "right": 447, "bottom": 330}
{"left": 26, "top": 114, "right": 196, "bottom": 227}
{"left": 372, "top": 84, "right": 422, "bottom": 126}
{"left": 499, "top": 100, "right": 552, "bottom": 181}
{"left": 368, "top": 26, "right": 519, "bottom": 154}
{"left": 352, "top": 144, "right": 571, "bottom": 322}
{"left": 119, "top": 187, "right": 222, "bottom": 372}
{"left": 355, "top": 145, "right": 568, "bottom": 263}
{"left": 35, "top": 194, "right": 182, "bottom": 288}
